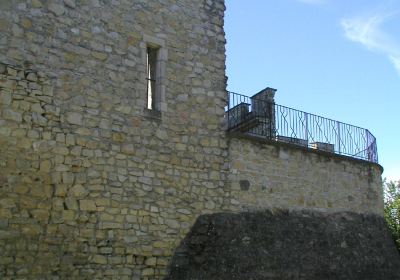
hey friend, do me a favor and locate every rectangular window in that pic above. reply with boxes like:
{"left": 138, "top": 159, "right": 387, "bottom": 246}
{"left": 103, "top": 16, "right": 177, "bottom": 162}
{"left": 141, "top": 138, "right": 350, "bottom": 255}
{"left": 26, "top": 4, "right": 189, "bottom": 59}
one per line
{"left": 146, "top": 46, "right": 159, "bottom": 110}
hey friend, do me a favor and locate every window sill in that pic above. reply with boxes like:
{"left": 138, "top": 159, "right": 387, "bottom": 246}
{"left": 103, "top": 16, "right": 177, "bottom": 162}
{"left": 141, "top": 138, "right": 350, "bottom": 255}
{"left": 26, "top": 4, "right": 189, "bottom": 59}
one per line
{"left": 143, "top": 108, "right": 162, "bottom": 121}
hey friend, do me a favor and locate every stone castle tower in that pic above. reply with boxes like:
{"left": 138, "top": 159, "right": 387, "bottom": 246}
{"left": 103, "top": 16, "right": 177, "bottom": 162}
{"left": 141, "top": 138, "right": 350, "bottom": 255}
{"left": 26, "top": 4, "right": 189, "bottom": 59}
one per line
{"left": 1, "top": 1, "right": 227, "bottom": 278}
{"left": 0, "top": 1, "right": 398, "bottom": 279}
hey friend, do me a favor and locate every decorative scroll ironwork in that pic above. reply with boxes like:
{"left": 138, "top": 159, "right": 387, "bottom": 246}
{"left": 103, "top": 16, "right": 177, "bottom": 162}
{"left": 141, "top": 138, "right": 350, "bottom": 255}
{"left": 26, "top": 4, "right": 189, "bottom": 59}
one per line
{"left": 226, "top": 91, "right": 378, "bottom": 163}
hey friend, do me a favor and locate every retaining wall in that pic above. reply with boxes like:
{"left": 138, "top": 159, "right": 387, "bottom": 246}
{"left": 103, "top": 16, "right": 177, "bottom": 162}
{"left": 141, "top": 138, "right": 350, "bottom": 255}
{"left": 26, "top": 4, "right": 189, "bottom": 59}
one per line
{"left": 228, "top": 134, "right": 383, "bottom": 215}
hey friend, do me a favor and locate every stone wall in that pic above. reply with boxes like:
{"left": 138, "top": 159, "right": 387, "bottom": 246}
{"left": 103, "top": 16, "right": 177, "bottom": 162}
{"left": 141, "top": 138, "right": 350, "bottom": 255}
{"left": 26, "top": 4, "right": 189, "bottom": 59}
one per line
{"left": 166, "top": 210, "right": 400, "bottom": 280}
{"left": 0, "top": 1, "right": 228, "bottom": 279}
{"left": 0, "top": 1, "right": 388, "bottom": 279}
{"left": 228, "top": 135, "right": 384, "bottom": 215}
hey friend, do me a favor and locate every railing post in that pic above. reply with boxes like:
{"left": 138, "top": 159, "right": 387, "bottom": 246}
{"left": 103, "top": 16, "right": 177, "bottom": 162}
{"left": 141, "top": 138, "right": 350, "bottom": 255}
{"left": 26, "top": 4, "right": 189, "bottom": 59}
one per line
{"left": 337, "top": 121, "right": 341, "bottom": 154}
{"left": 268, "top": 101, "right": 273, "bottom": 140}
{"left": 227, "top": 91, "right": 230, "bottom": 129}
{"left": 304, "top": 112, "right": 308, "bottom": 144}
{"left": 366, "top": 129, "right": 372, "bottom": 161}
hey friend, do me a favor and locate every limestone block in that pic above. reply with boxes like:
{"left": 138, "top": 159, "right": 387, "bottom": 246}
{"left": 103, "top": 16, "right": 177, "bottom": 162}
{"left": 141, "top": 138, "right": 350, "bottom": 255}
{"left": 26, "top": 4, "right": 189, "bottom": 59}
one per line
{"left": 79, "top": 199, "right": 97, "bottom": 211}
{"left": 63, "top": 0, "right": 76, "bottom": 8}
{"left": 121, "top": 143, "right": 134, "bottom": 155}
{"left": 20, "top": 196, "right": 37, "bottom": 209}
{"left": 66, "top": 134, "right": 75, "bottom": 145}
{"left": 100, "top": 222, "right": 123, "bottom": 229}
{"left": 145, "top": 257, "right": 157, "bottom": 266}
{"left": 31, "top": 185, "right": 52, "bottom": 199}
{"left": 66, "top": 112, "right": 83, "bottom": 125}
{"left": 6, "top": 67, "right": 17, "bottom": 77}
{"left": 99, "top": 247, "right": 113, "bottom": 254}
{"left": 165, "top": 219, "right": 180, "bottom": 229}
{"left": 15, "top": 185, "right": 30, "bottom": 194}
{"left": 32, "top": 112, "right": 47, "bottom": 125}
{"left": 21, "top": 224, "right": 41, "bottom": 235}
{"left": 65, "top": 197, "right": 78, "bottom": 210}
{"left": 69, "top": 185, "right": 88, "bottom": 198}
{"left": 0, "top": 127, "right": 11, "bottom": 136}
{"left": 48, "top": 3, "right": 65, "bottom": 16}
{"left": 0, "top": 257, "right": 13, "bottom": 265}
{"left": 109, "top": 256, "right": 123, "bottom": 265}
{"left": 123, "top": 59, "right": 136, "bottom": 67}
{"left": 126, "top": 215, "right": 137, "bottom": 223}
{"left": 112, "top": 132, "right": 125, "bottom": 142}
{"left": 142, "top": 268, "right": 155, "bottom": 277}
{"left": 93, "top": 255, "right": 107, "bottom": 265}
{"left": 91, "top": 51, "right": 108, "bottom": 61}
{"left": 31, "top": 103, "right": 44, "bottom": 114}
{"left": 0, "top": 90, "right": 11, "bottom": 105}
{"left": 53, "top": 146, "right": 69, "bottom": 155}
{"left": 62, "top": 210, "right": 75, "bottom": 220}
{"left": 100, "top": 213, "right": 114, "bottom": 221}
{"left": 0, "top": 19, "right": 9, "bottom": 33}
{"left": 0, "top": 198, "right": 16, "bottom": 208}
{"left": 26, "top": 72, "right": 37, "bottom": 82}
{"left": 42, "top": 85, "right": 53, "bottom": 96}
{"left": 3, "top": 109, "right": 22, "bottom": 122}
{"left": 32, "top": 0, "right": 43, "bottom": 8}
{"left": 31, "top": 209, "right": 49, "bottom": 222}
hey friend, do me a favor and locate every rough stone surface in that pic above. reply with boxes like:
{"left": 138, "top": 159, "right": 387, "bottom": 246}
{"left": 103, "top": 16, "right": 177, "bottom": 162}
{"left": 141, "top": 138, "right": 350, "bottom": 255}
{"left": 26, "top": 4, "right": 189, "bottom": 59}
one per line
{"left": 229, "top": 136, "right": 384, "bottom": 214}
{"left": 166, "top": 210, "right": 400, "bottom": 280}
{"left": 0, "top": 0, "right": 389, "bottom": 279}
{"left": 0, "top": 1, "right": 227, "bottom": 278}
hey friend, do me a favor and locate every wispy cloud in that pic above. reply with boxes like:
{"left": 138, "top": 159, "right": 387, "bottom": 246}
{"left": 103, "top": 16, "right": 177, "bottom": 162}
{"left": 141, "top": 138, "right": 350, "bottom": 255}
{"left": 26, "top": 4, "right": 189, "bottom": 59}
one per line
{"left": 389, "top": 56, "right": 400, "bottom": 73}
{"left": 341, "top": 11, "right": 400, "bottom": 75}
{"left": 298, "top": 0, "right": 327, "bottom": 6}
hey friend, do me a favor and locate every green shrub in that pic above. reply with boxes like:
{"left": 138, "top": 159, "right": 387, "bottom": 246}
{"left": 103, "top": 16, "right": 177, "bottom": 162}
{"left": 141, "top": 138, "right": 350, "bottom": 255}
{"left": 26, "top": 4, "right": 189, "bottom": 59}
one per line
{"left": 383, "top": 180, "right": 400, "bottom": 250}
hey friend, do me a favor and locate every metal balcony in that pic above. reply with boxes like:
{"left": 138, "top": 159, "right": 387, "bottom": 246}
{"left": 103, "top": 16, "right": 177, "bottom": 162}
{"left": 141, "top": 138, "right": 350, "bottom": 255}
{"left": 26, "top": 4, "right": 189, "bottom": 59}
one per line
{"left": 226, "top": 91, "right": 378, "bottom": 163}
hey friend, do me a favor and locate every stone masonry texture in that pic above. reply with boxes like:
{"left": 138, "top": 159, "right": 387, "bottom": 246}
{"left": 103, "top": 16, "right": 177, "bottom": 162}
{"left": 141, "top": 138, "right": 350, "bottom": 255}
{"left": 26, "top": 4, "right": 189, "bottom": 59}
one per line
{"left": 0, "top": 1, "right": 228, "bottom": 278}
{"left": 228, "top": 135, "right": 384, "bottom": 215}
{"left": 165, "top": 210, "right": 400, "bottom": 280}
{"left": 0, "top": 0, "right": 395, "bottom": 279}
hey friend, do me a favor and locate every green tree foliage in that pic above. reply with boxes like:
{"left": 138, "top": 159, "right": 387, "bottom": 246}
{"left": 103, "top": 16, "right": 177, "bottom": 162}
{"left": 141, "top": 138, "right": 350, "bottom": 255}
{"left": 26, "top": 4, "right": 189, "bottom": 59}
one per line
{"left": 384, "top": 180, "right": 400, "bottom": 250}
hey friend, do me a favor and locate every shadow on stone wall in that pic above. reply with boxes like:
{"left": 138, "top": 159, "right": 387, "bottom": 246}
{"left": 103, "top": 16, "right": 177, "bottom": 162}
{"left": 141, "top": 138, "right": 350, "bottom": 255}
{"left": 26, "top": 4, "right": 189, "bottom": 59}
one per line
{"left": 165, "top": 210, "right": 400, "bottom": 280}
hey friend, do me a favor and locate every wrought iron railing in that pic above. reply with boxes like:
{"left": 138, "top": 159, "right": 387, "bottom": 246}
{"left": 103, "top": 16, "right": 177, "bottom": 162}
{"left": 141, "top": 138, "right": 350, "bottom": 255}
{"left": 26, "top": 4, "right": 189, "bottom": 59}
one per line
{"left": 226, "top": 91, "right": 378, "bottom": 163}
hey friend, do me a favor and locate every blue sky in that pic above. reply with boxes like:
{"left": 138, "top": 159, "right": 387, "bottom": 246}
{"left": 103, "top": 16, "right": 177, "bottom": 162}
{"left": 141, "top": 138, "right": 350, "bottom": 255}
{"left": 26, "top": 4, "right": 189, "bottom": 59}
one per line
{"left": 225, "top": 0, "right": 400, "bottom": 181}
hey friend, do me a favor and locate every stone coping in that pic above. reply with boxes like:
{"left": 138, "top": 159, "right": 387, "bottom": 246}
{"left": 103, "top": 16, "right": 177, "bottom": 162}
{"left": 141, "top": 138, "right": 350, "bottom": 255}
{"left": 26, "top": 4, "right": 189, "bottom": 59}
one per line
{"left": 226, "top": 131, "right": 384, "bottom": 173}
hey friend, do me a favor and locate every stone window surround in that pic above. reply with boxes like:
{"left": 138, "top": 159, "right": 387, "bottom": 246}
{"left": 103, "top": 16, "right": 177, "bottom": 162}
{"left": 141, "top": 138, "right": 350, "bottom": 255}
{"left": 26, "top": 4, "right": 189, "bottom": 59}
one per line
{"left": 140, "top": 35, "right": 168, "bottom": 116}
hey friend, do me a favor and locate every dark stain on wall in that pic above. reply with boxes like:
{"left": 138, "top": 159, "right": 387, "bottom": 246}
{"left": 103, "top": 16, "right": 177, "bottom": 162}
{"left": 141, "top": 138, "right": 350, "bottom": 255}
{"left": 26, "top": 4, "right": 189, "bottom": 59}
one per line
{"left": 239, "top": 180, "right": 250, "bottom": 191}
{"left": 165, "top": 210, "right": 400, "bottom": 280}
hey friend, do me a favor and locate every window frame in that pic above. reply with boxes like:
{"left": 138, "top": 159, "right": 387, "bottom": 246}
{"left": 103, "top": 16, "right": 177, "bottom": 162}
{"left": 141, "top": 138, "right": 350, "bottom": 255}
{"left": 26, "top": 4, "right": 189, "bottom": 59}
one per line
{"left": 141, "top": 35, "right": 167, "bottom": 115}
{"left": 146, "top": 46, "right": 159, "bottom": 110}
